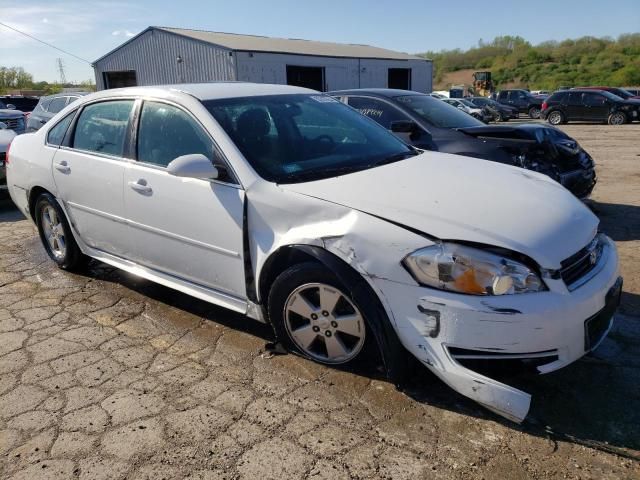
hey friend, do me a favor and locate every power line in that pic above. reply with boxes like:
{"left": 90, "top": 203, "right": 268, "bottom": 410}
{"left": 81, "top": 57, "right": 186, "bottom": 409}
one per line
{"left": 0, "top": 21, "right": 93, "bottom": 65}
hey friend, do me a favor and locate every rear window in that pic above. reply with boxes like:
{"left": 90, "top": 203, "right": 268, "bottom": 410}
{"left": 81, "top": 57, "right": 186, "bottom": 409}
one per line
{"left": 73, "top": 100, "right": 134, "bottom": 157}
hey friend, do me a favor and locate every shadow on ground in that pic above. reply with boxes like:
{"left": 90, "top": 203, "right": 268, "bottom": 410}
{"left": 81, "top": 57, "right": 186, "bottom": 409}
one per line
{"left": 592, "top": 201, "right": 640, "bottom": 242}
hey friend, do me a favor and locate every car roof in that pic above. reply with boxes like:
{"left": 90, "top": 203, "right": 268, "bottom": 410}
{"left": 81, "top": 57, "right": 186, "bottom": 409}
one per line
{"left": 88, "top": 82, "right": 316, "bottom": 101}
{"left": 328, "top": 88, "right": 424, "bottom": 98}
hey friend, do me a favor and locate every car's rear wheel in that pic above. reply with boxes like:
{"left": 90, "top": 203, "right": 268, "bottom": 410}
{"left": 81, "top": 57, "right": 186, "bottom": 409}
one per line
{"left": 268, "top": 262, "right": 368, "bottom": 365}
{"left": 528, "top": 106, "right": 541, "bottom": 119}
{"left": 548, "top": 110, "right": 565, "bottom": 125}
{"left": 35, "top": 193, "right": 87, "bottom": 271}
{"left": 608, "top": 112, "right": 627, "bottom": 125}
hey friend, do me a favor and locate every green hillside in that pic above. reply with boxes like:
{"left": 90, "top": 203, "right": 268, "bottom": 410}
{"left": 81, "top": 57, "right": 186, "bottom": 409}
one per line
{"left": 419, "top": 34, "right": 640, "bottom": 90}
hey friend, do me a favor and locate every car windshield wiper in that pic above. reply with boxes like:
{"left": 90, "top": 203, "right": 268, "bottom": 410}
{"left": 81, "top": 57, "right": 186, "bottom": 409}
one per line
{"left": 277, "top": 164, "right": 369, "bottom": 184}
{"left": 370, "top": 149, "right": 421, "bottom": 167}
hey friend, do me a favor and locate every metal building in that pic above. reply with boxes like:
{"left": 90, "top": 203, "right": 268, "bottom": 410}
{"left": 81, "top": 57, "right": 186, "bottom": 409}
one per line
{"left": 93, "top": 27, "right": 432, "bottom": 92}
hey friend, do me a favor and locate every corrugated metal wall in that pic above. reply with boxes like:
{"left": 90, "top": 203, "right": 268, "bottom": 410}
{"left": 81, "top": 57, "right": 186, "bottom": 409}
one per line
{"left": 235, "top": 52, "right": 432, "bottom": 92}
{"left": 94, "top": 29, "right": 236, "bottom": 90}
{"left": 94, "top": 29, "right": 433, "bottom": 93}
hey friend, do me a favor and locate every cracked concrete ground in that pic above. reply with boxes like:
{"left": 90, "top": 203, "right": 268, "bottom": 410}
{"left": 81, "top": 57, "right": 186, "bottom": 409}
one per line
{"left": 1, "top": 123, "right": 639, "bottom": 479}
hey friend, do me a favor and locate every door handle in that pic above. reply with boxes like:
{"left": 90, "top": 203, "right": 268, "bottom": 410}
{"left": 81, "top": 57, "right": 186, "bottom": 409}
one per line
{"left": 54, "top": 160, "right": 70, "bottom": 173}
{"left": 39, "top": 119, "right": 46, "bottom": 124}
{"left": 128, "top": 179, "right": 152, "bottom": 195}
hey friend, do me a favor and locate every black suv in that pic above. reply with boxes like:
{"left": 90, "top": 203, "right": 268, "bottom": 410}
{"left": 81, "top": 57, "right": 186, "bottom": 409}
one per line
{"left": 541, "top": 89, "right": 640, "bottom": 125}
{"left": 494, "top": 89, "right": 544, "bottom": 118}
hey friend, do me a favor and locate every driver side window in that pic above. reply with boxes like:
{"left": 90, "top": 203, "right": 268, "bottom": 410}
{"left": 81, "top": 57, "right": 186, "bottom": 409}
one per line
{"left": 137, "top": 101, "right": 214, "bottom": 167}
{"left": 346, "top": 97, "right": 406, "bottom": 129}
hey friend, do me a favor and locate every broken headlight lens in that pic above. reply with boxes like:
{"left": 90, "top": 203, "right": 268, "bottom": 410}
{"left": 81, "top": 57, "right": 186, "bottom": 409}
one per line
{"left": 403, "top": 243, "right": 546, "bottom": 295}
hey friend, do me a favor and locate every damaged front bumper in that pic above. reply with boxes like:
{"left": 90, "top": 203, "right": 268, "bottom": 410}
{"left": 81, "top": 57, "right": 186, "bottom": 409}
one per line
{"left": 372, "top": 237, "right": 621, "bottom": 423}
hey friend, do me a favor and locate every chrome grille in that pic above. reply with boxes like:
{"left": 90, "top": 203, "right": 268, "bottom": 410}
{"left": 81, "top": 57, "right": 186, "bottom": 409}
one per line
{"left": 560, "top": 235, "right": 603, "bottom": 288}
{"left": 1, "top": 117, "right": 24, "bottom": 131}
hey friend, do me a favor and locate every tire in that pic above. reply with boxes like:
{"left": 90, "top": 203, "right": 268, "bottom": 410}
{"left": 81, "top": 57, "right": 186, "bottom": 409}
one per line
{"left": 608, "top": 112, "right": 626, "bottom": 125}
{"left": 547, "top": 110, "right": 565, "bottom": 126}
{"left": 35, "top": 193, "right": 88, "bottom": 271}
{"left": 495, "top": 112, "right": 504, "bottom": 122}
{"left": 268, "top": 262, "right": 368, "bottom": 365}
{"left": 528, "top": 106, "right": 541, "bottom": 119}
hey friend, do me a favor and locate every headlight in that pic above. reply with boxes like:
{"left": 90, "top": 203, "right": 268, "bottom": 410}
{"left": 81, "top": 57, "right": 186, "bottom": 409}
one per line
{"left": 403, "top": 243, "right": 546, "bottom": 295}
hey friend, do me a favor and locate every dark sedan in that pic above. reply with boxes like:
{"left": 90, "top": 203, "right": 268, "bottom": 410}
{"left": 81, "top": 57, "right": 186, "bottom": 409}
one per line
{"left": 330, "top": 89, "right": 596, "bottom": 199}
{"left": 467, "top": 96, "right": 519, "bottom": 121}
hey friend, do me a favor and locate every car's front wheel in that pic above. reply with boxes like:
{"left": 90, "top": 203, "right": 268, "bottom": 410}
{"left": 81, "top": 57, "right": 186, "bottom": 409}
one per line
{"left": 528, "top": 106, "right": 541, "bottom": 119}
{"left": 548, "top": 110, "right": 565, "bottom": 125}
{"left": 35, "top": 193, "right": 87, "bottom": 271}
{"left": 268, "top": 262, "right": 368, "bottom": 365}
{"left": 608, "top": 112, "right": 627, "bottom": 125}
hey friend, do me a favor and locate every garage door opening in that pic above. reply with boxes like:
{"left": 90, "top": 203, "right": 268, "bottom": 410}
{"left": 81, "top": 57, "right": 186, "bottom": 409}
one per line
{"left": 286, "top": 66, "right": 325, "bottom": 91}
{"left": 388, "top": 68, "right": 411, "bottom": 90}
{"left": 103, "top": 71, "right": 138, "bottom": 89}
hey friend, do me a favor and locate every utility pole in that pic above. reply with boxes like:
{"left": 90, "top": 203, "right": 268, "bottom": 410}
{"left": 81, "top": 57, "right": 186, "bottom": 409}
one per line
{"left": 57, "top": 58, "right": 67, "bottom": 85}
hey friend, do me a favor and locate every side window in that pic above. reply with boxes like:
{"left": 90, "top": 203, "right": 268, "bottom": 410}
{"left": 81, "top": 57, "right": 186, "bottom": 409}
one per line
{"left": 568, "top": 93, "right": 583, "bottom": 105}
{"left": 346, "top": 97, "right": 406, "bottom": 129}
{"left": 48, "top": 97, "right": 68, "bottom": 114}
{"left": 582, "top": 93, "right": 605, "bottom": 106}
{"left": 137, "top": 101, "right": 213, "bottom": 167}
{"left": 46, "top": 112, "right": 75, "bottom": 146}
{"left": 498, "top": 91, "right": 508, "bottom": 100}
{"left": 73, "top": 100, "right": 134, "bottom": 157}
{"left": 38, "top": 98, "right": 52, "bottom": 112}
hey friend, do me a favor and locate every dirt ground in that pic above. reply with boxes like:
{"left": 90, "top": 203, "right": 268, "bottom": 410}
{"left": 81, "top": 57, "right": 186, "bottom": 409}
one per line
{"left": 0, "top": 123, "right": 638, "bottom": 480}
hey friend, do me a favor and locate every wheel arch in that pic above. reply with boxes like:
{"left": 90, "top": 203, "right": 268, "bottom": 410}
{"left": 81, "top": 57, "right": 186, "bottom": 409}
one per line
{"left": 258, "top": 244, "right": 409, "bottom": 383}
{"left": 28, "top": 186, "right": 52, "bottom": 221}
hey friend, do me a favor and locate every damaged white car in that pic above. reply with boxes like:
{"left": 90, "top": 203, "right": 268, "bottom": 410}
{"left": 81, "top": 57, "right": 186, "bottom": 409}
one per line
{"left": 6, "top": 83, "right": 622, "bottom": 422}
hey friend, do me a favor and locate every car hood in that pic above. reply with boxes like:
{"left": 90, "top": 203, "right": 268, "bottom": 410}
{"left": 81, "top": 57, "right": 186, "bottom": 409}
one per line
{"left": 280, "top": 152, "right": 598, "bottom": 268}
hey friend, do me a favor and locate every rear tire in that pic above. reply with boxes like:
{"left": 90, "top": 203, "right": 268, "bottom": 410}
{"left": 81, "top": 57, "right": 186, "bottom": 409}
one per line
{"left": 528, "top": 106, "right": 541, "bottom": 119}
{"left": 608, "top": 112, "right": 626, "bottom": 125}
{"left": 268, "top": 262, "right": 369, "bottom": 365}
{"left": 548, "top": 110, "right": 565, "bottom": 126}
{"left": 35, "top": 193, "right": 88, "bottom": 271}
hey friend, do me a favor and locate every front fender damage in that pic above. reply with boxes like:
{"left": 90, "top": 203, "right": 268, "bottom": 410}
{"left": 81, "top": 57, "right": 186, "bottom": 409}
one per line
{"left": 246, "top": 182, "right": 533, "bottom": 423}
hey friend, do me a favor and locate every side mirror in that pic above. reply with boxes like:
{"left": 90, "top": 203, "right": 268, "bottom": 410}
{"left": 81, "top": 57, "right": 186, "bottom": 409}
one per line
{"left": 6, "top": 104, "right": 16, "bottom": 110}
{"left": 390, "top": 120, "right": 418, "bottom": 134}
{"left": 167, "top": 154, "right": 219, "bottom": 180}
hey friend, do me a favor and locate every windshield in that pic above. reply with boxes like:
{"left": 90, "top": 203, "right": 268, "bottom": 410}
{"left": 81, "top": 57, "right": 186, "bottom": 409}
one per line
{"left": 610, "top": 88, "right": 633, "bottom": 99}
{"left": 202, "top": 94, "right": 416, "bottom": 184}
{"left": 599, "top": 90, "right": 625, "bottom": 101}
{"left": 394, "top": 95, "right": 484, "bottom": 128}
{"left": 459, "top": 99, "right": 478, "bottom": 108}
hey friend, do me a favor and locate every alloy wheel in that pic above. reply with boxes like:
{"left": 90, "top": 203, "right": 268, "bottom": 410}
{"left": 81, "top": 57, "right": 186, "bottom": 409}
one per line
{"left": 549, "top": 111, "right": 562, "bottom": 125}
{"left": 283, "top": 282, "right": 366, "bottom": 364}
{"left": 610, "top": 113, "right": 625, "bottom": 125}
{"left": 41, "top": 205, "right": 66, "bottom": 259}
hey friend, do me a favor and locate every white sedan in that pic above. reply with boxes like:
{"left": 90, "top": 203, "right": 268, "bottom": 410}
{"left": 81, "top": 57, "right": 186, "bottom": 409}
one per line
{"left": 6, "top": 83, "right": 621, "bottom": 422}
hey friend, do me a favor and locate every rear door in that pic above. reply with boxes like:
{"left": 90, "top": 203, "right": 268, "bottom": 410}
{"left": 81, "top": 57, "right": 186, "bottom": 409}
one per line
{"left": 51, "top": 99, "right": 134, "bottom": 256}
{"left": 581, "top": 92, "right": 609, "bottom": 121}
{"left": 566, "top": 92, "right": 585, "bottom": 120}
{"left": 123, "top": 100, "right": 246, "bottom": 299}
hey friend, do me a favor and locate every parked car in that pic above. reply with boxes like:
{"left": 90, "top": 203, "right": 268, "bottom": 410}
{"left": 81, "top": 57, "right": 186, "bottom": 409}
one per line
{"left": 542, "top": 89, "right": 640, "bottom": 125}
{"left": 494, "top": 89, "right": 544, "bottom": 118}
{"left": 26, "top": 92, "right": 88, "bottom": 132}
{"left": 467, "top": 96, "right": 518, "bottom": 121}
{"left": 624, "top": 87, "right": 640, "bottom": 97}
{"left": 0, "top": 100, "right": 26, "bottom": 134}
{"left": 0, "top": 96, "right": 39, "bottom": 115}
{"left": 530, "top": 90, "right": 551, "bottom": 96}
{"left": 7, "top": 83, "right": 621, "bottom": 423}
{"left": 441, "top": 98, "right": 492, "bottom": 122}
{"left": 574, "top": 86, "right": 640, "bottom": 100}
{"left": 0, "top": 122, "right": 16, "bottom": 199}
{"left": 330, "top": 89, "right": 596, "bottom": 198}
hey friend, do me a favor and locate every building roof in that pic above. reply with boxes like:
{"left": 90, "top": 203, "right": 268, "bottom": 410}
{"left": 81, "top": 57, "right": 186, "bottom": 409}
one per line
{"left": 94, "top": 26, "right": 428, "bottom": 63}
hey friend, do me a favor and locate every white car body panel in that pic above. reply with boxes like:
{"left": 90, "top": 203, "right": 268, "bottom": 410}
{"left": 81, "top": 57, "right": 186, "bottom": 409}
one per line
{"left": 6, "top": 83, "right": 620, "bottom": 423}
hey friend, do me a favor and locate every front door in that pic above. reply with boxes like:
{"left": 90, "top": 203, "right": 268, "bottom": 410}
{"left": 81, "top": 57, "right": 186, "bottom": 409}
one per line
{"left": 581, "top": 92, "right": 609, "bottom": 121}
{"left": 52, "top": 99, "right": 134, "bottom": 257}
{"left": 124, "top": 100, "right": 246, "bottom": 298}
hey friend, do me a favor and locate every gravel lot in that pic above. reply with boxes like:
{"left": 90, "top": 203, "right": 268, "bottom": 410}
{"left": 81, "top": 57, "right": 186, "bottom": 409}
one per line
{"left": 0, "top": 123, "right": 638, "bottom": 480}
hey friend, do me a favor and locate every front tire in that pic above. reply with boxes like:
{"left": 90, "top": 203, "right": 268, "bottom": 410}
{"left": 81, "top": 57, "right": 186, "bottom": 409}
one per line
{"left": 548, "top": 110, "right": 565, "bottom": 125}
{"left": 608, "top": 112, "right": 626, "bottom": 125}
{"left": 528, "top": 106, "right": 541, "bottom": 119}
{"left": 35, "top": 193, "right": 87, "bottom": 271}
{"left": 268, "top": 262, "right": 368, "bottom": 365}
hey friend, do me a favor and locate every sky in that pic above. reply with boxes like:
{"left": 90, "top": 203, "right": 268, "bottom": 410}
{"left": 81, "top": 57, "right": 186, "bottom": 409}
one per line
{"left": 1, "top": 0, "right": 639, "bottom": 83}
